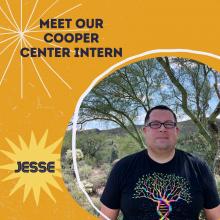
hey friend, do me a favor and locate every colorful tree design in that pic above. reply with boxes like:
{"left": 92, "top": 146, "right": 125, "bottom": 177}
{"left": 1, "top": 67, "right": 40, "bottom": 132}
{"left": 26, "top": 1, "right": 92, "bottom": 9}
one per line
{"left": 133, "top": 173, "right": 191, "bottom": 220}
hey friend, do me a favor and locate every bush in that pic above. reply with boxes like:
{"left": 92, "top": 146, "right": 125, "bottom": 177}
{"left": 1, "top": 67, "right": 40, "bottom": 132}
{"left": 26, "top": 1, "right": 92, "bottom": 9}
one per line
{"left": 79, "top": 164, "right": 92, "bottom": 179}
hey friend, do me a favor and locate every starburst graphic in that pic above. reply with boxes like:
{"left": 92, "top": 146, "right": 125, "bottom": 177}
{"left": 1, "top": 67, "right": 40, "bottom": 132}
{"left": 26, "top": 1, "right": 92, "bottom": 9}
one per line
{"left": 0, "top": 0, "right": 84, "bottom": 98}
{"left": 0, "top": 130, "right": 63, "bottom": 205}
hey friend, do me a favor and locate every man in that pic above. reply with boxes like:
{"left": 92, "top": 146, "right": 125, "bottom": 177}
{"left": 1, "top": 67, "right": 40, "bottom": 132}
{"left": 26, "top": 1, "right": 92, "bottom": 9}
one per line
{"left": 99, "top": 105, "right": 220, "bottom": 220}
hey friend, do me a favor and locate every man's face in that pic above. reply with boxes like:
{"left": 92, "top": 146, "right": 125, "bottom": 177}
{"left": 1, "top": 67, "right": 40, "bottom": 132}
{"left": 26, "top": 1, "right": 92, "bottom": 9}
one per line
{"left": 143, "top": 109, "right": 179, "bottom": 152}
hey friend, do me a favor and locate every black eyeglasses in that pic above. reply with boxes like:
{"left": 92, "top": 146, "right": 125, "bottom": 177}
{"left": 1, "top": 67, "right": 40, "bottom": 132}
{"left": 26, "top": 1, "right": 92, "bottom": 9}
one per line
{"left": 145, "top": 121, "right": 177, "bottom": 129}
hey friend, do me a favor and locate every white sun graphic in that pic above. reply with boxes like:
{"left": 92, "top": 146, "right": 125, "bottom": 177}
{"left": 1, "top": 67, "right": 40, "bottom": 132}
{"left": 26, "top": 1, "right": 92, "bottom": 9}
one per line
{"left": 0, "top": 0, "right": 83, "bottom": 98}
{"left": 0, "top": 130, "right": 63, "bottom": 205}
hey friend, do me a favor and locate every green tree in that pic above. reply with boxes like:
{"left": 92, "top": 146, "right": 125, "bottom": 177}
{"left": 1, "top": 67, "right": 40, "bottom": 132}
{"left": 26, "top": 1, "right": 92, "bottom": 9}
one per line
{"left": 156, "top": 57, "right": 220, "bottom": 173}
{"left": 76, "top": 132, "right": 114, "bottom": 166}
{"left": 78, "top": 59, "right": 164, "bottom": 148}
{"left": 78, "top": 57, "right": 220, "bottom": 173}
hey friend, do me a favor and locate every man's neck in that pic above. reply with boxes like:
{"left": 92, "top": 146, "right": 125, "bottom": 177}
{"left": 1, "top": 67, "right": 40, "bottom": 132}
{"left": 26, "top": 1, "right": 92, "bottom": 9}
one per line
{"left": 147, "top": 148, "right": 176, "bottom": 164}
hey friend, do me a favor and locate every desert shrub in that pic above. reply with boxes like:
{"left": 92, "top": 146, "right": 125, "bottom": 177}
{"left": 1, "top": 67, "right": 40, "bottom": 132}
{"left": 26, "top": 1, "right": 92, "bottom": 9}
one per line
{"left": 76, "top": 132, "right": 116, "bottom": 166}
{"left": 82, "top": 180, "right": 94, "bottom": 194}
{"left": 65, "top": 149, "right": 73, "bottom": 164}
{"left": 177, "top": 133, "right": 207, "bottom": 161}
{"left": 76, "top": 148, "right": 84, "bottom": 160}
{"left": 94, "top": 148, "right": 112, "bottom": 166}
{"left": 84, "top": 155, "right": 97, "bottom": 167}
{"left": 101, "top": 163, "right": 112, "bottom": 173}
{"left": 91, "top": 196, "right": 101, "bottom": 210}
{"left": 115, "top": 135, "right": 141, "bottom": 158}
{"left": 69, "top": 180, "right": 92, "bottom": 209}
{"left": 79, "top": 164, "right": 92, "bottom": 179}
{"left": 91, "top": 175, "right": 107, "bottom": 190}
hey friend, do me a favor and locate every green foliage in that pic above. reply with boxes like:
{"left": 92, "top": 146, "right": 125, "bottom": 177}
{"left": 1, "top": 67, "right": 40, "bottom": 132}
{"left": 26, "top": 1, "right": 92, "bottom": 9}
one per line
{"left": 65, "top": 149, "right": 73, "bottom": 164}
{"left": 61, "top": 130, "right": 72, "bottom": 155}
{"left": 76, "top": 131, "right": 119, "bottom": 166}
{"left": 76, "top": 148, "right": 84, "bottom": 160}
{"left": 64, "top": 176, "right": 98, "bottom": 215}
{"left": 91, "top": 175, "right": 107, "bottom": 190}
{"left": 177, "top": 132, "right": 213, "bottom": 166}
{"left": 78, "top": 163, "right": 92, "bottom": 179}
{"left": 115, "top": 135, "right": 142, "bottom": 158}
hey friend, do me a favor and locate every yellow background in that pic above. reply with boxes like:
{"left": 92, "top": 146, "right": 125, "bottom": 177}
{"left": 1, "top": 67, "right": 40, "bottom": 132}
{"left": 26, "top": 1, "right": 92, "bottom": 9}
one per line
{"left": 0, "top": 0, "right": 220, "bottom": 219}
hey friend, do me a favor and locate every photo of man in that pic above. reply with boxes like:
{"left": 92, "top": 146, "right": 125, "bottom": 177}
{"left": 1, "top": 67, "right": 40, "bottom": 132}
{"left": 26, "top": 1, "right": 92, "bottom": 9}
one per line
{"left": 62, "top": 57, "right": 220, "bottom": 220}
{"left": 100, "top": 105, "right": 220, "bottom": 220}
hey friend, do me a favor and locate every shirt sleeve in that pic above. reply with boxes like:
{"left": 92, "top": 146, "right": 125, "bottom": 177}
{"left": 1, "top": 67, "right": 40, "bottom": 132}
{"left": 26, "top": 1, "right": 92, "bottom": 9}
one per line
{"left": 199, "top": 160, "right": 220, "bottom": 209}
{"left": 100, "top": 162, "right": 123, "bottom": 209}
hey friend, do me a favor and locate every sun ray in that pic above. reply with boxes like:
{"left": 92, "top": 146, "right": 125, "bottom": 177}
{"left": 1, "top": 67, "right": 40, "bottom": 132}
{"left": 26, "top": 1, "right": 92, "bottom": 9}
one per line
{"left": 0, "top": 39, "right": 20, "bottom": 86}
{"left": 54, "top": 3, "right": 82, "bottom": 19}
{"left": 46, "top": 176, "right": 62, "bottom": 191}
{"left": 25, "top": 38, "right": 72, "bottom": 89}
{"left": 2, "top": 173, "right": 19, "bottom": 181}
{"left": 0, "top": 36, "right": 19, "bottom": 56}
{"left": 0, "top": 32, "right": 17, "bottom": 36}
{"left": 28, "top": 3, "right": 82, "bottom": 31}
{"left": 20, "top": 0, "right": 22, "bottom": 31}
{"left": 24, "top": 0, "right": 39, "bottom": 31}
{"left": 23, "top": 184, "right": 31, "bottom": 202}
{"left": 41, "top": 182, "right": 56, "bottom": 202}
{"left": 33, "top": 186, "right": 40, "bottom": 205}
{"left": 9, "top": 177, "right": 25, "bottom": 196}
{"left": 27, "top": 0, "right": 59, "bottom": 31}
{"left": 23, "top": 38, "right": 52, "bottom": 98}
{"left": 38, "top": 130, "right": 48, "bottom": 148}
{"left": 0, "top": 34, "right": 18, "bottom": 44}
{"left": 5, "top": 137, "right": 21, "bottom": 153}
{"left": 25, "top": 34, "right": 75, "bottom": 53}
{"left": 5, "top": 0, "right": 20, "bottom": 31}
{"left": 0, "top": 5, "right": 18, "bottom": 31}
{"left": 45, "top": 138, "right": 62, "bottom": 153}
{"left": 18, "top": 135, "right": 28, "bottom": 150}
{"left": 40, "top": 56, "right": 72, "bottom": 89}
{"left": 0, "top": 25, "right": 17, "bottom": 33}
{"left": 0, "top": 163, "right": 16, "bottom": 170}
{"left": 0, "top": 151, "right": 15, "bottom": 162}
{"left": 0, "top": 150, "right": 17, "bottom": 161}
{"left": 20, "top": 38, "right": 23, "bottom": 98}
{"left": 29, "top": 131, "right": 37, "bottom": 148}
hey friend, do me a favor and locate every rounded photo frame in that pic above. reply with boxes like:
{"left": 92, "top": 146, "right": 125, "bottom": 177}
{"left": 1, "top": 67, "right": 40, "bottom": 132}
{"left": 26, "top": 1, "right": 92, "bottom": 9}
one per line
{"left": 67, "top": 49, "right": 220, "bottom": 220}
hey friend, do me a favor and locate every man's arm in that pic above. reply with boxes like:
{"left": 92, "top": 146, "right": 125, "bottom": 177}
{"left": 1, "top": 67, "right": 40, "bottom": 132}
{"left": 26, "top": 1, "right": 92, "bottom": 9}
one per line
{"left": 204, "top": 205, "right": 220, "bottom": 220}
{"left": 99, "top": 203, "right": 119, "bottom": 220}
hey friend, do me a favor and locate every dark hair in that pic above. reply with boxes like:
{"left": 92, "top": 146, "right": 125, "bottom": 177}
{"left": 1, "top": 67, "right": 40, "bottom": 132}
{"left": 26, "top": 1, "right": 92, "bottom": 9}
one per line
{"left": 144, "top": 105, "right": 177, "bottom": 125}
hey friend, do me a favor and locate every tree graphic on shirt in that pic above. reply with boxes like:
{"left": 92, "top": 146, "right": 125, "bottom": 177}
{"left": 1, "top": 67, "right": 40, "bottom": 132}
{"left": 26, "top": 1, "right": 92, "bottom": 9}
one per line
{"left": 133, "top": 173, "right": 191, "bottom": 220}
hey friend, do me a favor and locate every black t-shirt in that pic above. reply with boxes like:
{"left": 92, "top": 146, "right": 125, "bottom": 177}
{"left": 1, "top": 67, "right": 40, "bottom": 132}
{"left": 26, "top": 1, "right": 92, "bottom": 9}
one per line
{"left": 100, "top": 149, "right": 220, "bottom": 220}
